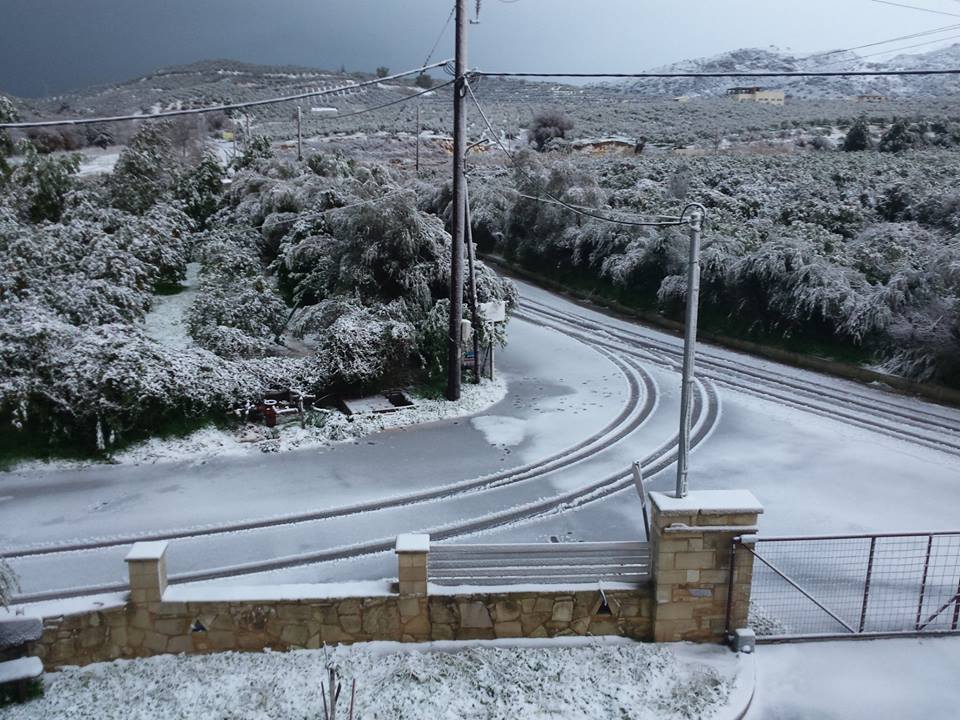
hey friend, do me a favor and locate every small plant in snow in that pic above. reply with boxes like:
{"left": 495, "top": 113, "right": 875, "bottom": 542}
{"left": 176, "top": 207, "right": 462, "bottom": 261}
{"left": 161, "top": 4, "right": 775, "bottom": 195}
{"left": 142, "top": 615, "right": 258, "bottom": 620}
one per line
{"left": 0, "top": 557, "right": 18, "bottom": 607}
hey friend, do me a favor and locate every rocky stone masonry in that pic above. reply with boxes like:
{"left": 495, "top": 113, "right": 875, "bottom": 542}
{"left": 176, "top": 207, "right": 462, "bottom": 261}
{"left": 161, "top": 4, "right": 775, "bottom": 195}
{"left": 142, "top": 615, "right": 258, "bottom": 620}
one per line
{"left": 25, "top": 490, "right": 764, "bottom": 671}
{"left": 650, "top": 490, "right": 762, "bottom": 643}
{"left": 27, "top": 589, "right": 653, "bottom": 670}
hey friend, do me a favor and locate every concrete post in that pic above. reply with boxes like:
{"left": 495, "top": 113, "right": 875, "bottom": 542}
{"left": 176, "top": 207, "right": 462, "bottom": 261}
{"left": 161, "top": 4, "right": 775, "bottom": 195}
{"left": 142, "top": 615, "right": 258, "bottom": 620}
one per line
{"left": 649, "top": 490, "right": 762, "bottom": 643}
{"left": 125, "top": 541, "right": 169, "bottom": 605}
{"left": 396, "top": 534, "right": 430, "bottom": 597}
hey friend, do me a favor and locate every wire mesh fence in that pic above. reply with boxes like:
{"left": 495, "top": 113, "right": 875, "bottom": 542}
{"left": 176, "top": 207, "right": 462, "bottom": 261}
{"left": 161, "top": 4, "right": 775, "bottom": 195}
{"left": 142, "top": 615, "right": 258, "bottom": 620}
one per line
{"left": 743, "top": 532, "right": 960, "bottom": 639}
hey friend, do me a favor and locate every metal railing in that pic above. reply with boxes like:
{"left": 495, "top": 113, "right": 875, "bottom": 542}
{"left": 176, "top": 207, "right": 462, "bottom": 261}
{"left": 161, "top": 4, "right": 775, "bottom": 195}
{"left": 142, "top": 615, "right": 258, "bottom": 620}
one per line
{"left": 741, "top": 531, "right": 960, "bottom": 641}
{"left": 428, "top": 541, "right": 652, "bottom": 586}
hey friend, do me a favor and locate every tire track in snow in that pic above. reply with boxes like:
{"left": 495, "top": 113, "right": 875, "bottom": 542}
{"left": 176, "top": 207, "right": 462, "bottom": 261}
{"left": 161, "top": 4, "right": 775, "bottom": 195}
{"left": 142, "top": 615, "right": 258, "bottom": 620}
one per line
{"left": 521, "top": 299, "right": 960, "bottom": 457}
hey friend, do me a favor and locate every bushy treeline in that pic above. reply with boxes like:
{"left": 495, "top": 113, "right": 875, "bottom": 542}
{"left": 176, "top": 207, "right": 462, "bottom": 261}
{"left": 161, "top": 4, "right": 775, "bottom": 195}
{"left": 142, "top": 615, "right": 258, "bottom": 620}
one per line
{"left": 469, "top": 149, "right": 960, "bottom": 386}
{"left": 0, "top": 116, "right": 514, "bottom": 455}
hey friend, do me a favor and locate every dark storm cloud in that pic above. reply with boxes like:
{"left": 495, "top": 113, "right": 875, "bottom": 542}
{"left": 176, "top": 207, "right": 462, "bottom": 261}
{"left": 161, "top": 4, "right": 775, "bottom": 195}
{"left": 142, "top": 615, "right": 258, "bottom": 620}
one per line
{"left": 0, "top": 0, "right": 947, "bottom": 97}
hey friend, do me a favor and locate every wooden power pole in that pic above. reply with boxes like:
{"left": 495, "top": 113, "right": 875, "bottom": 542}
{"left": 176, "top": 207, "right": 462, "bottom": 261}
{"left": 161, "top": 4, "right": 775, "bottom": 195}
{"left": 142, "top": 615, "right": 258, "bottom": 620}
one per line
{"left": 296, "top": 105, "right": 303, "bottom": 161}
{"left": 415, "top": 102, "right": 421, "bottom": 176}
{"left": 446, "top": 0, "right": 467, "bottom": 401}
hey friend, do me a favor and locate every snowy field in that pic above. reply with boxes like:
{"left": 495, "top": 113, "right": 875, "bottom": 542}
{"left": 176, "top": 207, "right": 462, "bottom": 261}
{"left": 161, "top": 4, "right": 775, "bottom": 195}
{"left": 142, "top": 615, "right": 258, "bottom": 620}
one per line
{"left": 0, "top": 639, "right": 748, "bottom": 720}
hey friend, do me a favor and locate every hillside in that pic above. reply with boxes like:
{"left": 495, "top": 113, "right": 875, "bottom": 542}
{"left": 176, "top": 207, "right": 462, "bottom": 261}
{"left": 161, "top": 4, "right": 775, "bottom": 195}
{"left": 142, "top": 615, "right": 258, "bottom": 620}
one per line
{"left": 608, "top": 43, "right": 960, "bottom": 98}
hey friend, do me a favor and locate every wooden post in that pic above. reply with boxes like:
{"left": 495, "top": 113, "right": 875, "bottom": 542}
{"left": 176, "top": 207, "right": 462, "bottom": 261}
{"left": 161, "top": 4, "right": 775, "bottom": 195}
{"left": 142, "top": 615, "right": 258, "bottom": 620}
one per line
{"left": 415, "top": 102, "right": 421, "bottom": 176}
{"left": 446, "top": 0, "right": 467, "bottom": 401}
{"left": 297, "top": 105, "right": 303, "bottom": 161}
{"left": 464, "top": 183, "right": 481, "bottom": 383}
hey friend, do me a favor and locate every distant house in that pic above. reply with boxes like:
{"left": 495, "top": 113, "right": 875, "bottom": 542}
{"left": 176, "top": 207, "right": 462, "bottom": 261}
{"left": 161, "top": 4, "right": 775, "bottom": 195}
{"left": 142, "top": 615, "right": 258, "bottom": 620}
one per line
{"left": 726, "top": 87, "right": 785, "bottom": 105}
{"left": 855, "top": 94, "right": 885, "bottom": 103}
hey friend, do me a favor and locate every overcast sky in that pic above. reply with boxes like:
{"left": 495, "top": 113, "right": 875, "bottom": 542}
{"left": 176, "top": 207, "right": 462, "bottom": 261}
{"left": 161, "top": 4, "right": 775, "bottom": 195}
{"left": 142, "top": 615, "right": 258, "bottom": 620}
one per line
{"left": 2, "top": 0, "right": 959, "bottom": 97}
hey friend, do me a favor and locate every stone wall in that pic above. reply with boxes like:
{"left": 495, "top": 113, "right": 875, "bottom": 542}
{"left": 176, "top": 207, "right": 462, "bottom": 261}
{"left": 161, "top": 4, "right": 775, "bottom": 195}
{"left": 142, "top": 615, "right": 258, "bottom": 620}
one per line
{"left": 28, "top": 589, "right": 652, "bottom": 670}
{"left": 649, "top": 490, "right": 762, "bottom": 643}
{"left": 24, "top": 490, "right": 764, "bottom": 670}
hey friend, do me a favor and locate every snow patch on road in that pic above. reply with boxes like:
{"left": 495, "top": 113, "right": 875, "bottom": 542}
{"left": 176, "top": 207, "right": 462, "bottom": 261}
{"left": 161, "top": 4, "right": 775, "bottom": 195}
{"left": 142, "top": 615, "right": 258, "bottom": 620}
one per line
{"left": 0, "top": 639, "right": 739, "bottom": 720}
{"left": 470, "top": 414, "right": 527, "bottom": 446}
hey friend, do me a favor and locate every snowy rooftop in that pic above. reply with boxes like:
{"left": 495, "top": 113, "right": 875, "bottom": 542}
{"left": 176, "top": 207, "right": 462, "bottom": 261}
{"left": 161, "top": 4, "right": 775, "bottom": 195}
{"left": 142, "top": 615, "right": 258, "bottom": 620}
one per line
{"left": 650, "top": 490, "right": 764, "bottom": 515}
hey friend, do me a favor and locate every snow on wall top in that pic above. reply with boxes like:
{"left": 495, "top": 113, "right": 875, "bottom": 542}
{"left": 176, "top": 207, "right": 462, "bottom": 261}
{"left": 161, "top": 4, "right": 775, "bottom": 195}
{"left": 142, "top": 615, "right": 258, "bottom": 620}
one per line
{"left": 650, "top": 490, "right": 764, "bottom": 516}
{"left": 0, "top": 656, "right": 43, "bottom": 684}
{"left": 0, "top": 616, "right": 43, "bottom": 647}
{"left": 124, "top": 541, "right": 169, "bottom": 562}
{"left": 396, "top": 534, "right": 431, "bottom": 553}
{"left": 162, "top": 580, "right": 395, "bottom": 603}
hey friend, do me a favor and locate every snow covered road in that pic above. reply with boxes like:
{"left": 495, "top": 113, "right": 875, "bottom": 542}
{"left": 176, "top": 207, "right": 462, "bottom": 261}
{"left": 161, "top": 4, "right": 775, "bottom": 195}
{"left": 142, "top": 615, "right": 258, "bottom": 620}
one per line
{"left": 2, "top": 279, "right": 960, "bottom": 600}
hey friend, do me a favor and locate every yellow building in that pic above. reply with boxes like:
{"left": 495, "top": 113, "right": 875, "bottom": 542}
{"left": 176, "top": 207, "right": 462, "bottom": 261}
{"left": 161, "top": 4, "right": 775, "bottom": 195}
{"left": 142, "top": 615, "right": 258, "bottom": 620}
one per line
{"left": 726, "top": 87, "right": 785, "bottom": 105}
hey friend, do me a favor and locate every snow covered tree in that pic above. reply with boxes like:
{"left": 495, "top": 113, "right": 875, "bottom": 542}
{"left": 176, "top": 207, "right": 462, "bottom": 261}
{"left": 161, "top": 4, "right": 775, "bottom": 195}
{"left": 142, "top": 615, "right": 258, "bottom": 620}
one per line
{"left": 8, "top": 141, "right": 80, "bottom": 223}
{"left": 0, "top": 95, "right": 17, "bottom": 183}
{"left": 232, "top": 135, "right": 273, "bottom": 170}
{"left": 529, "top": 109, "right": 575, "bottom": 151}
{"left": 842, "top": 116, "right": 871, "bottom": 152}
{"left": 109, "top": 122, "right": 178, "bottom": 213}
{"left": 175, "top": 151, "right": 225, "bottom": 228}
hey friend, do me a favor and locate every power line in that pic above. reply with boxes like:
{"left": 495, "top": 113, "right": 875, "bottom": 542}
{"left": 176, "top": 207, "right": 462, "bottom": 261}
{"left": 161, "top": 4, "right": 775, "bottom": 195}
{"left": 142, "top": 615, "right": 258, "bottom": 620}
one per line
{"left": 471, "top": 68, "right": 960, "bottom": 78}
{"left": 423, "top": 4, "right": 456, "bottom": 70}
{"left": 313, "top": 79, "right": 454, "bottom": 123}
{"left": 810, "top": 21, "right": 960, "bottom": 57}
{"left": 869, "top": 0, "right": 960, "bottom": 17}
{"left": 464, "top": 78, "right": 685, "bottom": 228}
{"left": 830, "top": 32, "right": 960, "bottom": 62}
{"left": 0, "top": 60, "right": 453, "bottom": 130}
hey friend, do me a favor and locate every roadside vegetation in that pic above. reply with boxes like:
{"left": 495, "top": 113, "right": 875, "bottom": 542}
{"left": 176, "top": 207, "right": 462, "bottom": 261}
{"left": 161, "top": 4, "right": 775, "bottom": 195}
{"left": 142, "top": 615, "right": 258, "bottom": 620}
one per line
{"left": 0, "top": 105, "right": 515, "bottom": 462}
{"left": 466, "top": 139, "right": 960, "bottom": 388}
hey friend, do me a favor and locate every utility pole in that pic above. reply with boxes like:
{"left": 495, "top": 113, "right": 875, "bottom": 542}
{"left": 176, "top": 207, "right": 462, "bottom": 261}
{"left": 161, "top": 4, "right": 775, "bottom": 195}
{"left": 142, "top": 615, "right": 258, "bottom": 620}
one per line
{"left": 415, "top": 102, "right": 421, "bottom": 176}
{"left": 675, "top": 208, "right": 704, "bottom": 498}
{"left": 446, "top": 0, "right": 467, "bottom": 401}
{"left": 464, "top": 182, "right": 481, "bottom": 383}
{"left": 296, "top": 105, "right": 303, "bottom": 161}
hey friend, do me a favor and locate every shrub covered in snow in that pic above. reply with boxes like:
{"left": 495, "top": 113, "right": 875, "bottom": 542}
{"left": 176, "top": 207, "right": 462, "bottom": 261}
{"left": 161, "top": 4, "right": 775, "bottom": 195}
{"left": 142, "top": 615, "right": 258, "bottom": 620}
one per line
{"left": 0, "top": 142, "right": 516, "bottom": 454}
{"left": 109, "top": 123, "right": 180, "bottom": 214}
{"left": 470, "top": 148, "right": 960, "bottom": 386}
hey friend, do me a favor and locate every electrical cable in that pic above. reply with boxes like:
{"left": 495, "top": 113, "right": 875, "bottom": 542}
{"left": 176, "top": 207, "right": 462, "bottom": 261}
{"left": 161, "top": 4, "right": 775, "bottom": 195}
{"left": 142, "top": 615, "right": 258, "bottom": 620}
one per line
{"left": 0, "top": 60, "right": 454, "bottom": 130}
{"left": 809, "top": 22, "right": 960, "bottom": 58}
{"left": 319, "top": 79, "right": 454, "bottom": 123}
{"left": 423, "top": 4, "right": 456, "bottom": 70}
{"left": 869, "top": 0, "right": 960, "bottom": 18}
{"left": 463, "top": 78, "right": 686, "bottom": 228}
{"left": 470, "top": 68, "right": 960, "bottom": 78}
{"left": 819, "top": 31, "right": 960, "bottom": 65}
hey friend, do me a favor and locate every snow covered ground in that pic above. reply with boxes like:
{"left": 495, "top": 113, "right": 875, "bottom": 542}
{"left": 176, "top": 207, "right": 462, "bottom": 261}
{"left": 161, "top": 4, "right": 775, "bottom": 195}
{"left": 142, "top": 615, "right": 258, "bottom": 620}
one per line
{"left": 2, "top": 281, "right": 959, "bottom": 600}
{"left": 749, "top": 636, "right": 960, "bottom": 719}
{"left": 0, "top": 639, "right": 748, "bottom": 720}
{"left": 110, "top": 376, "right": 508, "bottom": 465}
{"left": 142, "top": 262, "right": 200, "bottom": 350}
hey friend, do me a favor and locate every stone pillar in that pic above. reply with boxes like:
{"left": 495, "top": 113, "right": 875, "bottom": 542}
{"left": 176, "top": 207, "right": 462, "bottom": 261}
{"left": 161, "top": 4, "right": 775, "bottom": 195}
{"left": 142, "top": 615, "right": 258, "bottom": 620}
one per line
{"left": 125, "top": 541, "right": 169, "bottom": 605}
{"left": 395, "top": 534, "right": 429, "bottom": 597}
{"left": 649, "top": 490, "right": 762, "bottom": 643}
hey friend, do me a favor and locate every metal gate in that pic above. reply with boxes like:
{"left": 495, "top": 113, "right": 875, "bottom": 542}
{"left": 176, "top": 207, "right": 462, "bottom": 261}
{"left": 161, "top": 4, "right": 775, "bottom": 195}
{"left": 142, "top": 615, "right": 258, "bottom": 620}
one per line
{"left": 428, "top": 541, "right": 652, "bottom": 586}
{"left": 739, "top": 531, "right": 960, "bottom": 641}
